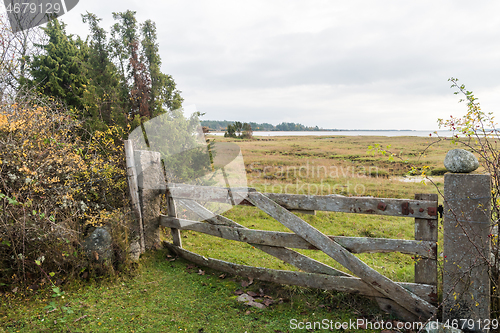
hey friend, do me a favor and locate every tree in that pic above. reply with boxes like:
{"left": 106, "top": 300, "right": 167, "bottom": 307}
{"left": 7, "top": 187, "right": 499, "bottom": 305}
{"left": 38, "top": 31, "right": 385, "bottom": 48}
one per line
{"left": 27, "top": 19, "right": 89, "bottom": 113}
{"left": 224, "top": 121, "right": 253, "bottom": 139}
{"left": 112, "top": 13, "right": 183, "bottom": 122}
{"left": 131, "top": 108, "right": 211, "bottom": 184}
{"left": 241, "top": 122, "right": 253, "bottom": 139}
{"left": 23, "top": 11, "right": 183, "bottom": 135}
{"left": 141, "top": 20, "right": 182, "bottom": 117}
{"left": 233, "top": 121, "right": 243, "bottom": 136}
{"left": 276, "top": 122, "right": 308, "bottom": 131}
{"left": 224, "top": 123, "right": 235, "bottom": 137}
{"left": 81, "top": 12, "right": 126, "bottom": 131}
{"left": 85, "top": 11, "right": 184, "bottom": 132}
{"left": 110, "top": 10, "right": 137, "bottom": 80}
{"left": 129, "top": 39, "right": 151, "bottom": 119}
{"left": 111, "top": 10, "right": 157, "bottom": 127}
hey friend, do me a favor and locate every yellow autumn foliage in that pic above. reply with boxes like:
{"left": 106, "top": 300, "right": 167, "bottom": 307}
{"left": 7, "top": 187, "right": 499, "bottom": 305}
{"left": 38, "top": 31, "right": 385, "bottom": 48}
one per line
{"left": 0, "top": 92, "right": 129, "bottom": 285}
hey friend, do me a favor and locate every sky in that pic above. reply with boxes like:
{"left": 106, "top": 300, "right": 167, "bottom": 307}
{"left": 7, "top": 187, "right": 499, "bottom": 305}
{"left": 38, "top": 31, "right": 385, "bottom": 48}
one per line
{"left": 3, "top": 0, "right": 500, "bottom": 130}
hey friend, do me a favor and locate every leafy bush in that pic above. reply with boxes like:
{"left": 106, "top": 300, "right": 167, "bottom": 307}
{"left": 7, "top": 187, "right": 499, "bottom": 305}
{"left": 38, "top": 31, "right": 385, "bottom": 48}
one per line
{"left": 0, "top": 90, "right": 129, "bottom": 288}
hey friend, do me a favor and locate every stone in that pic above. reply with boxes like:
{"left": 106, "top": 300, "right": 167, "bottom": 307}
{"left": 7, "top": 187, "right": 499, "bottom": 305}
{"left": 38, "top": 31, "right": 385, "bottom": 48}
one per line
{"left": 83, "top": 227, "right": 113, "bottom": 262}
{"left": 236, "top": 293, "right": 266, "bottom": 309}
{"left": 443, "top": 149, "right": 479, "bottom": 173}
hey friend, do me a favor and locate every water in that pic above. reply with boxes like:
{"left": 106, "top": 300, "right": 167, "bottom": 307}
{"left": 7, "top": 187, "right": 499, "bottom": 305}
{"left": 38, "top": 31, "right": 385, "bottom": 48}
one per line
{"left": 208, "top": 130, "right": 454, "bottom": 137}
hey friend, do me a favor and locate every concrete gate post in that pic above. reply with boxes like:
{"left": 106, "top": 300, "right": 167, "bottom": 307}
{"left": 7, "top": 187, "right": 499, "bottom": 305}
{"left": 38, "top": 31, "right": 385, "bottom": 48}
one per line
{"left": 443, "top": 173, "right": 491, "bottom": 332}
{"left": 134, "top": 150, "right": 165, "bottom": 250}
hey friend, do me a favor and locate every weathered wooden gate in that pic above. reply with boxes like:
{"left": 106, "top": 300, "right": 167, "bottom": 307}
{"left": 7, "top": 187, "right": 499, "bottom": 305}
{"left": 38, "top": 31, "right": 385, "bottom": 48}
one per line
{"left": 124, "top": 140, "right": 440, "bottom": 322}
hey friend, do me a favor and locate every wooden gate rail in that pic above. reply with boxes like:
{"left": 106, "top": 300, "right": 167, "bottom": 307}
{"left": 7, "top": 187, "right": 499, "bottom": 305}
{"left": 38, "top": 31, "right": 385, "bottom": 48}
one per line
{"left": 166, "top": 183, "right": 438, "bottom": 219}
{"left": 160, "top": 216, "right": 436, "bottom": 257}
{"left": 164, "top": 242, "right": 436, "bottom": 302}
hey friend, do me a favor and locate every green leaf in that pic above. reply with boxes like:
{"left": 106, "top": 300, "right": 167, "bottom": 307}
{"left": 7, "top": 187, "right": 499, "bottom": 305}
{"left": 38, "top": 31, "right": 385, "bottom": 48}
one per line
{"left": 49, "top": 272, "right": 55, "bottom": 277}
{"left": 7, "top": 197, "right": 19, "bottom": 205}
{"left": 51, "top": 287, "right": 64, "bottom": 297}
{"left": 43, "top": 301, "right": 57, "bottom": 311}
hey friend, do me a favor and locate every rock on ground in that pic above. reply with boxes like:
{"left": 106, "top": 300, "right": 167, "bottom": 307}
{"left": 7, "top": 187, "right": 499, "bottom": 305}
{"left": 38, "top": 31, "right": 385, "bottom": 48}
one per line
{"left": 82, "top": 227, "right": 113, "bottom": 262}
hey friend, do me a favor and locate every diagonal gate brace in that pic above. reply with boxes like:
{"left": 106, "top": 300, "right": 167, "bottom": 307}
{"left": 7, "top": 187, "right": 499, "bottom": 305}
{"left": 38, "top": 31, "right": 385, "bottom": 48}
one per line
{"left": 239, "top": 192, "right": 437, "bottom": 321}
{"left": 177, "top": 199, "right": 351, "bottom": 278}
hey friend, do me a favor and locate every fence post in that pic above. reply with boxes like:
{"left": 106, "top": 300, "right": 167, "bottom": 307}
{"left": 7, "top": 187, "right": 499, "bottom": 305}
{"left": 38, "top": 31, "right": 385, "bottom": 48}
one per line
{"left": 414, "top": 193, "right": 438, "bottom": 295}
{"left": 124, "top": 140, "right": 144, "bottom": 261}
{"left": 443, "top": 173, "right": 491, "bottom": 331}
{"left": 134, "top": 150, "right": 165, "bottom": 250}
{"left": 167, "top": 193, "right": 182, "bottom": 247}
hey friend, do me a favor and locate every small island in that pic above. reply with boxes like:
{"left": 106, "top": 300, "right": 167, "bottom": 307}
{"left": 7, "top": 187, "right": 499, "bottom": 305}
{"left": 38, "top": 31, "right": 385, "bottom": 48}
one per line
{"left": 201, "top": 120, "right": 323, "bottom": 132}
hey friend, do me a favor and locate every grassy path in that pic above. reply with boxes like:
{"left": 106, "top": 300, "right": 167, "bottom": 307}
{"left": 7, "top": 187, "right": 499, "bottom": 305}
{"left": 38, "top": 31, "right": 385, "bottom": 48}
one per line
{"left": 1, "top": 251, "right": 385, "bottom": 332}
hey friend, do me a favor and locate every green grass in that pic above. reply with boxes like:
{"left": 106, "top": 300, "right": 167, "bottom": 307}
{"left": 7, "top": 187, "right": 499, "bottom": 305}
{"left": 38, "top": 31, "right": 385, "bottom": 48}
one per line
{"left": 0, "top": 251, "right": 386, "bottom": 333}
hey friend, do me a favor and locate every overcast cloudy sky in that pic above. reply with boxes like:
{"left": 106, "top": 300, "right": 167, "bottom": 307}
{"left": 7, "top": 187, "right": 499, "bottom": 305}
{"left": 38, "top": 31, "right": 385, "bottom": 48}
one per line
{"left": 4, "top": 0, "right": 500, "bottom": 129}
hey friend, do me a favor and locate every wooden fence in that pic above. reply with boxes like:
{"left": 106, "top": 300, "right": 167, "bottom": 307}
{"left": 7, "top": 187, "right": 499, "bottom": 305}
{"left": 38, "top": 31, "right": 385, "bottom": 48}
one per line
{"left": 124, "top": 141, "right": 491, "bottom": 326}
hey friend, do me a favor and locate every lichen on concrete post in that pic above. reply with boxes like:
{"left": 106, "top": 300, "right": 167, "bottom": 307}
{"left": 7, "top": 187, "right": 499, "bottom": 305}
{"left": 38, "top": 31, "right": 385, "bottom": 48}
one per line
{"left": 443, "top": 173, "right": 491, "bottom": 331}
{"left": 134, "top": 150, "right": 166, "bottom": 250}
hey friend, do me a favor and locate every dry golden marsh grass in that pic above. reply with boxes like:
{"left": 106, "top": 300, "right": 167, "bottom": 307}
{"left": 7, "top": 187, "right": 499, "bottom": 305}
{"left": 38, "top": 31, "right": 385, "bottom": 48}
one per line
{"left": 181, "top": 134, "right": 470, "bottom": 283}
{"left": 212, "top": 134, "right": 457, "bottom": 197}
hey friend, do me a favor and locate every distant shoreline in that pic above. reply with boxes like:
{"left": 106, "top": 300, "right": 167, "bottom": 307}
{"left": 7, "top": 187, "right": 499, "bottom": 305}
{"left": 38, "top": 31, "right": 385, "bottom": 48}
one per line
{"left": 200, "top": 120, "right": 419, "bottom": 132}
{"left": 208, "top": 129, "right": 418, "bottom": 132}
{"left": 207, "top": 130, "right": 452, "bottom": 137}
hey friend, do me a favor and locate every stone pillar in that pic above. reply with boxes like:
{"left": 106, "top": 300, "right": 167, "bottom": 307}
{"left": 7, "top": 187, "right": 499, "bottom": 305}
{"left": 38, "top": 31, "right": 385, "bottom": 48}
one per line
{"left": 443, "top": 173, "right": 491, "bottom": 332}
{"left": 135, "top": 150, "right": 165, "bottom": 250}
